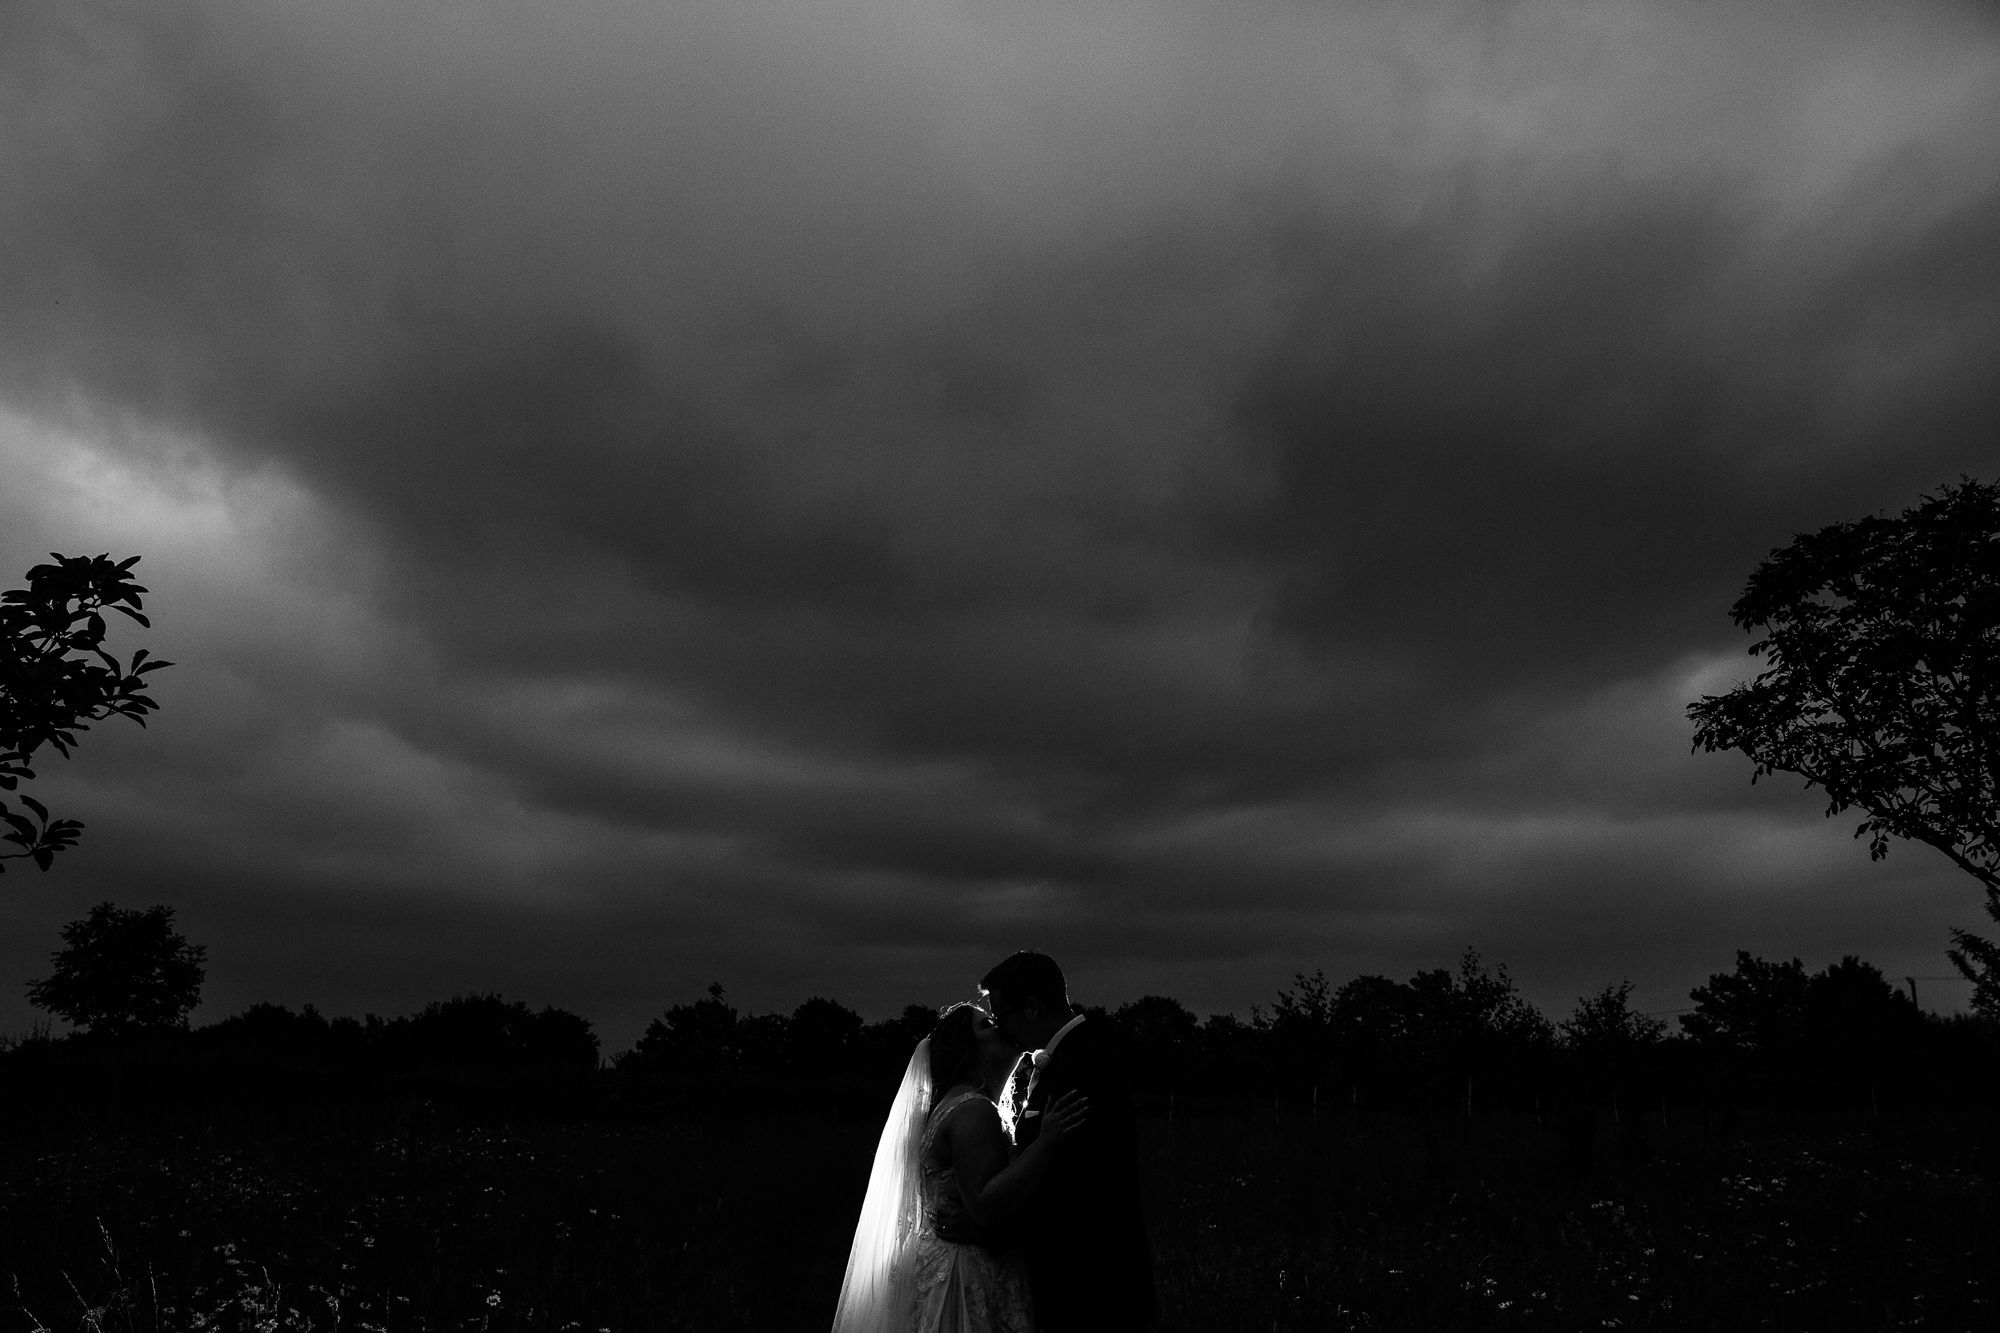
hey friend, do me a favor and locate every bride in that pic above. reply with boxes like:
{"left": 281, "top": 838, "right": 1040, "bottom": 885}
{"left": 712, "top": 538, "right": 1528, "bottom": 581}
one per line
{"left": 832, "top": 1001, "right": 1087, "bottom": 1333}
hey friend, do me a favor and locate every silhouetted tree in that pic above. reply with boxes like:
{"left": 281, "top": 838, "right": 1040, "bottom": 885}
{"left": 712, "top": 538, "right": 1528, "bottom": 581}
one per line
{"left": 1947, "top": 924, "right": 2000, "bottom": 1020}
{"left": 1198, "top": 1011, "right": 1250, "bottom": 1054}
{"left": 1688, "top": 479, "right": 2000, "bottom": 1003}
{"left": 857, "top": 1003, "right": 937, "bottom": 1077}
{"left": 734, "top": 1010, "right": 791, "bottom": 1075}
{"left": 1800, "top": 955, "right": 1922, "bottom": 1096}
{"left": 1680, "top": 952, "right": 1812, "bottom": 1057}
{"left": 1112, "top": 995, "right": 1200, "bottom": 1090}
{"left": 192, "top": 1002, "right": 350, "bottom": 1102}
{"left": 1253, "top": 969, "right": 1337, "bottom": 1094}
{"left": 203, "top": 1000, "right": 334, "bottom": 1049}
{"left": 527, "top": 1004, "right": 601, "bottom": 1074}
{"left": 1115, "top": 995, "right": 1199, "bottom": 1048}
{"left": 1677, "top": 952, "right": 1919, "bottom": 1103}
{"left": 385, "top": 993, "right": 599, "bottom": 1090}
{"left": 634, "top": 983, "right": 739, "bottom": 1075}
{"left": 1402, "top": 950, "right": 1554, "bottom": 1110}
{"left": 1561, "top": 980, "right": 1667, "bottom": 1056}
{"left": 1690, "top": 478, "right": 1999, "bottom": 887}
{"left": 1329, "top": 974, "right": 1418, "bottom": 1103}
{"left": 26, "top": 901, "right": 206, "bottom": 1037}
{"left": 789, "top": 995, "right": 863, "bottom": 1075}
{"left": 1194, "top": 1012, "right": 1264, "bottom": 1094}
{"left": 1, "top": 554, "right": 171, "bottom": 872}
{"left": 1560, "top": 980, "right": 1667, "bottom": 1120}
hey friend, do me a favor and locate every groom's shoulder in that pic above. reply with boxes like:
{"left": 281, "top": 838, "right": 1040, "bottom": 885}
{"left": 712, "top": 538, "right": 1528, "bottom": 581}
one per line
{"left": 1066, "top": 1013, "right": 1136, "bottom": 1066}
{"left": 1058, "top": 1018, "right": 1141, "bottom": 1109}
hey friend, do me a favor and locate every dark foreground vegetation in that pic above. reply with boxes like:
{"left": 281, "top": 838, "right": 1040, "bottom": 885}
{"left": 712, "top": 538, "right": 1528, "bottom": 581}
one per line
{"left": 3, "top": 1100, "right": 1995, "bottom": 1332}
{"left": 4, "top": 952, "right": 1997, "bottom": 1331}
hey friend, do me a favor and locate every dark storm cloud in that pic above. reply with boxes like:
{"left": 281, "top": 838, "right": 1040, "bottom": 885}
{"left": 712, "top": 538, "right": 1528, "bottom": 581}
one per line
{"left": 1220, "top": 176, "right": 2000, "bottom": 697}
{"left": 4, "top": 0, "right": 1999, "bottom": 1037}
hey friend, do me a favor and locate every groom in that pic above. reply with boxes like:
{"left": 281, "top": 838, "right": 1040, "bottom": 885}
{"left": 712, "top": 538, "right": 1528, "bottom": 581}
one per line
{"left": 981, "top": 951, "right": 1156, "bottom": 1332}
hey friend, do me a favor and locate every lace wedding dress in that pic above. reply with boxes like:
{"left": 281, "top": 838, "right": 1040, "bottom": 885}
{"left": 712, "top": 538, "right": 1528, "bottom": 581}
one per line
{"left": 909, "top": 1089, "right": 1036, "bottom": 1333}
{"left": 831, "top": 1042, "right": 1035, "bottom": 1333}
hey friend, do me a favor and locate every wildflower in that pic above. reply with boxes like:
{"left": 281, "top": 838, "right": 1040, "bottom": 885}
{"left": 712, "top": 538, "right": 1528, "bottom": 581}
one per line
{"left": 487, "top": 1293, "right": 502, "bottom": 1308}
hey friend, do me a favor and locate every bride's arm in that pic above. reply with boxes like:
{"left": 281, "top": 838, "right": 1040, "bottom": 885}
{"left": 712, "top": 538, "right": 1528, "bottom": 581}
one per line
{"left": 944, "top": 1091, "right": 1086, "bottom": 1231}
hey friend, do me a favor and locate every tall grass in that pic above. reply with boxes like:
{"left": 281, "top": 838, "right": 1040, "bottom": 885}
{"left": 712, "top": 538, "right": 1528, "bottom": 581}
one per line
{"left": 7, "top": 1106, "right": 1994, "bottom": 1331}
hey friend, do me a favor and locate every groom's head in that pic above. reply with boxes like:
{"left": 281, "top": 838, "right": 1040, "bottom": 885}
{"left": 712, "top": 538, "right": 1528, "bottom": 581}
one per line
{"left": 980, "top": 950, "right": 1072, "bottom": 1051}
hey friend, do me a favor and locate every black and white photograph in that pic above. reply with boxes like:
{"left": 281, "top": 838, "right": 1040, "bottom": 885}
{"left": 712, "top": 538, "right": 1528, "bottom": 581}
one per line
{"left": 2, "top": 0, "right": 1996, "bottom": 1328}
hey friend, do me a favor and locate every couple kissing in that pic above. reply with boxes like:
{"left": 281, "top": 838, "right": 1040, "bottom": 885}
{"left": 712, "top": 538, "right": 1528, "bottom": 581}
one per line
{"left": 831, "top": 951, "right": 1156, "bottom": 1333}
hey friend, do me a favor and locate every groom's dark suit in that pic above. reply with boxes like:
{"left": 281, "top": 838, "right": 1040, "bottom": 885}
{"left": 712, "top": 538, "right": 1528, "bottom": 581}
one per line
{"left": 1015, "top": 1017, "right": 1156, "bottom": 1332}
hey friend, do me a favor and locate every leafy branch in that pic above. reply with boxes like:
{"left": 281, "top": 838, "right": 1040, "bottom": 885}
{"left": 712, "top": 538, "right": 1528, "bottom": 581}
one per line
{"left": 1689, "top": 478, "right": 2000, "bottom": 893}
{"left": 0, "top": 553, "right": 173, "bottom": 873}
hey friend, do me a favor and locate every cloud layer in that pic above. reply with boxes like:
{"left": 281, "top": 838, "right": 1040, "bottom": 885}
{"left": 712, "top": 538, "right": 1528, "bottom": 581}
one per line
{"left": 3, "top": 0, "right": 1997, "bottom": 1044}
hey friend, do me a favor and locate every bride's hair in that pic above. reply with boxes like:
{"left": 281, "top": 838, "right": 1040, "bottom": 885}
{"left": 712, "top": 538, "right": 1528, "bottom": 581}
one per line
{"left": 927, "top": 1001, "right": 983, "bottom": 1091}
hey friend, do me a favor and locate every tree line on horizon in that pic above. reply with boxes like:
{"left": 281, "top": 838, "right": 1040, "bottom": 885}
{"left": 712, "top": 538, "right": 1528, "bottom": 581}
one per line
{"left": 7, "top": 942, "right": 1996, "bottom": 1127}
{"left": 608, "top": 947, "right": 2000, "bottom": 1115}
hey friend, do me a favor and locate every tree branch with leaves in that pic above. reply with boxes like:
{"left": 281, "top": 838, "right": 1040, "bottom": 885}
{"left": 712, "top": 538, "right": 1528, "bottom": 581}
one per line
{"left": 0, "top": 553, "right": 172, "bottom": 872}
{"left": 1689, "top": 477, "right": 1999, "bottom": 1014}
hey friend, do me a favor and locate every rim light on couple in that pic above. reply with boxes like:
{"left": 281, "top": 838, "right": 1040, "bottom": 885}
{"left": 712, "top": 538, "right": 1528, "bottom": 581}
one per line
{"left": 831, "top": 951, "right": 1157, "bottom": 1333}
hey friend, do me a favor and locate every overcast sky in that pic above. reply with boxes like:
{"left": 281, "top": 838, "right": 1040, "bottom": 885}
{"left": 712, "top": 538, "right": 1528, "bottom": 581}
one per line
{"left": 3, "top": 0, "right": 1996, "bottom": 1051}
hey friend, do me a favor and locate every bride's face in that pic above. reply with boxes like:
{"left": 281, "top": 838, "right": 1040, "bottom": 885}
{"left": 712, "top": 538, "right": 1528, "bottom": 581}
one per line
{"left": 973, "top": 1009, "right": 1021, "bottom": 1060}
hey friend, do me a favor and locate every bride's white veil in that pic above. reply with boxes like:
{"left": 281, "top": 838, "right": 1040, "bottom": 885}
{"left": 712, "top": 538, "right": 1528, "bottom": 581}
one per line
{"left": 831, "top": 1036, "right": 932, "bottom": 1332}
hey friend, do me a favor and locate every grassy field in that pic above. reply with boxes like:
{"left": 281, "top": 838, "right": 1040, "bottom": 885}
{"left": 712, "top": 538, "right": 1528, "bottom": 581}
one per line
{"left": 5, "top": 1104, "right": 1994, "bottom": 1332}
